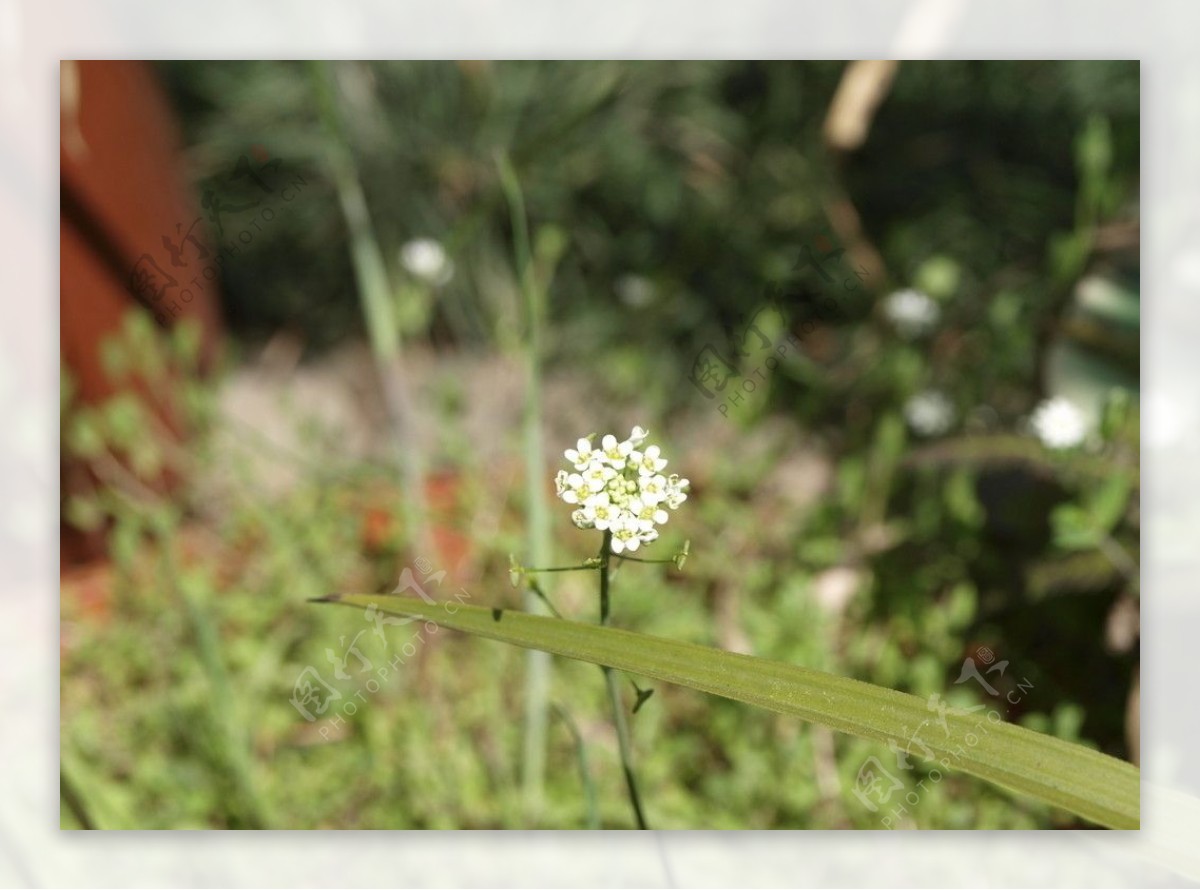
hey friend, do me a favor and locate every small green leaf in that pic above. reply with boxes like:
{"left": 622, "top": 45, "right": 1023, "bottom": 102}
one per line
{"left": 914, "top": 255, "right": 961, "bottom": 300}
{"left": 1052, "top": 505, "right": 1101, "bottom": 551}
{"left": 64, "top": 495, "right": 105, "bottom": 532}
{"left": 944, "top": 469, "right": 984, "bottom": 529}
{"left": 110, "top": 517, "right": 143, "bottom": 570}
{"left": 130, "top": 439, "right": 164, "bottom": 480}
{"left": 674, "top": 539, "right": 690, "bottom": 571}
{"left": 1088, "top": 473, "right": 1131, "bottom": 534}
{"left": 1076, "top": 114, "right": 1113, "bottom": 181}
{"left": 124, "top": 309, "right": 157, "bottom": 349}
{"left": 66, "top": 413, "right": 105, "bottom": 459}
{"left": 103, "top": 393, "right": 147, "bottom": 449}
{"left": 1100, "top": 389, "right": 1135, "bottom": 441}
{"left": 171, "top": 319, "right": 203, "bottom": 369}
{"left": 100, "top": 338, "right": 128, "bottom": 381}
{"left": 631, "top": 682, "right": 654, "bottom": 714}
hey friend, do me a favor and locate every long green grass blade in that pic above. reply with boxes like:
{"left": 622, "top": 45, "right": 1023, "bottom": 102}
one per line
{"left": 310, "top": 61, "right": 429, "bottom": 557}
{"left": 314, "top": 593, "right": 1139, "bottom": 829}
{"left": 496, "top": 150, "right": 553, "bottom": 817}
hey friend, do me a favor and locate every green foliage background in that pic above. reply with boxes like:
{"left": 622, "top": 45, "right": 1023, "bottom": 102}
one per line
{"left": 60, "top": 61, "right": 1139, "bottom": 829}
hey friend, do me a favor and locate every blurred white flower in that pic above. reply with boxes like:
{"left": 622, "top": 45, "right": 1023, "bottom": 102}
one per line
{"left": 556, "top": 426, "right": 688, "bottom": 552}
{"left": 883, "top": 288, "right": 940, "bottom": 337}
{"left": 400, "top": 237, "right": 453, "bottom": 286}
{"left": 904, "top": 389, "right": 956, "bottom": 437}
{"left": 1031, "top": 396, "right": 1087, "bottom": 449}
{"left": 616, "top": 274, "right": 656, "bottom": 308}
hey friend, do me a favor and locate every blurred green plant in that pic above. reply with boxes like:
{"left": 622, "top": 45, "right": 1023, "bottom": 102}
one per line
{"left": 61, "top": 61, "right": 1139, "bottom": 830}
{"left": 62, "top": 312, "right": 272, "bottom": 828}
{"left": 309, "top": 60, "right": 430, "bottom": 560}
{"left": 495, "top": 150, "right": 556, "bottom": 817}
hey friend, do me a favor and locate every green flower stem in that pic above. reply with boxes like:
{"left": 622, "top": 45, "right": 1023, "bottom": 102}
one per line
{"left": 525, "top": 579, "right": 564, "bottom": 620}
{"left": 599, "top": 532, "right": 613, "bottom": 624}
{"left": 521, "top": 563, "right": 600, "bottom": 574}
{"left": 599, "top": 530, "right": 650, "bottom": 829}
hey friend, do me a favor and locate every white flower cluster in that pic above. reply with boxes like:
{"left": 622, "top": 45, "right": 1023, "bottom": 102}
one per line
{"left": 883, "top": 288, "right": 940, "bottom": 337}
{"left": 555, "top": 426, "right": 689, "bottom": 554}
{"left": 1030, "top": 396, "right": 1087, "bottom": 449}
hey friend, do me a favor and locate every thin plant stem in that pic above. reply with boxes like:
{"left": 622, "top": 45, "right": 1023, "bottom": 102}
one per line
{"left": 521, "top": 563, "right": 600, "bottom": 574}
{"left": 551, "top": 703, "right": 601, "bottom": 830}
{"left": 497, "top": 150, "right": 553, "bottom": 818}
{"left": 310, "top": 61, "right": 429, "bottom": 560}
{"left": 526, "top": 579, "right": 564, "bottom": 620}
{"left": 598, "top": 530, "right": 649, "bottom": 829}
